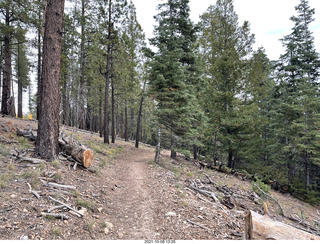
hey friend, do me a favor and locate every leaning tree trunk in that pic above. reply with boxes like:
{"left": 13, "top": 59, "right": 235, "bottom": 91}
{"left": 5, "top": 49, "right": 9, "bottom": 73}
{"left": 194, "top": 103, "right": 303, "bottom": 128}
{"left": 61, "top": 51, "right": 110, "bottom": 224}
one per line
{"left": 36, "top": 0, "right": 65, "bottom": 161}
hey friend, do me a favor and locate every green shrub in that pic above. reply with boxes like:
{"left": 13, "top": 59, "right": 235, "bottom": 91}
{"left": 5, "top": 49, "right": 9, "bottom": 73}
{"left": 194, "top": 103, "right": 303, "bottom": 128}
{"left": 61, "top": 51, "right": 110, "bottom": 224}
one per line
{"left": 252, "top": 179, "right": 270, "bottom": 197}
{"left": 220, "top": 165, "right": 232, "bottom": 173}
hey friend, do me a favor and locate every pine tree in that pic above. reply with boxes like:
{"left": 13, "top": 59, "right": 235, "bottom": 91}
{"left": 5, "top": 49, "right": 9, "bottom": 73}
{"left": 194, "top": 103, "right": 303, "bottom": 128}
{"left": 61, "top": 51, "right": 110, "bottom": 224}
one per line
{"left": 149, "top": 0, "right": 199, "bottom": 161}
{"left": 199, "top": 0, "right": 255, "bottom": 168}
{"left": 36, "top": 0, "right": 65, "bottom": 161}
{"left": 15, "top": 36, "right": 30, "bottom": 118}
{"left": 95, "top": 0, "right": 128, "bottom": 144}
{"left": 274, "top": 0, "right": 320, "bottom": 201}
{"left": 0, "top": 0, "right": 30, "bottom": 115}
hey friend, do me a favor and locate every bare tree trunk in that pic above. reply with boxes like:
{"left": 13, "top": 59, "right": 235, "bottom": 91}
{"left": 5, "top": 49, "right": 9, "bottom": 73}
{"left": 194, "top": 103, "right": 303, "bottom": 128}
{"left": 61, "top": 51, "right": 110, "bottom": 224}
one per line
{"left": 155, "top": 123, "right": 161, "bottom": 164}
{"left": 8, "top": 96, "right": 15, "bottom": 117}
{"left": 213, "top": 132, "right": 217, "bottom": 165}
{"left": 130, "top": 107, "right": 134, "bottom": 139}
{"left": 104, "top": 69, "right": 110, "bottom": 144}
{"left": 170, "top": 130, "right": 176, "bottom": 159}
{"left": 37, "top": 0, "right": 47, "bottom": 119}
{"left": 111, "top": 71, "right": 115, "bottom": 143}
{"left": 1, "top": 7, "right": 11, "bottom": 115}
{"left": 99, "top": 84, "right": 103, "bottom": 137}
{"left": 62, "top": 72, "right": 68, "bottom": 125}
{"left": 17, "top": 43, "right": 23, "bottom": 118}
{"left": 103, "top": 0, "right": 112, "bottom": 144}
{"left": 78, "top": 0, "right": 85, "bottom": 129}
{"left": 36, "top": 0, "right": 65, "bottom": 161}
{"left": 36, "top": 2, "right": 43, "bottom": 120}
{"left": 135, "top": 80, "right": 146, "bottom": 148}
{"left": 124, "top": 99, "right": 128, "bottom": 141}
{"left": 193, "top": 144, "right": 197, "bottom": 160}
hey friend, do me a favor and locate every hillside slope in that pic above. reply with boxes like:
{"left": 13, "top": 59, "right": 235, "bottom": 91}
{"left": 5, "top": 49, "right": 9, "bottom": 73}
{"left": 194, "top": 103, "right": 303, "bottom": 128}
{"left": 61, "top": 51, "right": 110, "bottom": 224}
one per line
{"left": 0, "top": 117, "right": 319, "bottom": 240}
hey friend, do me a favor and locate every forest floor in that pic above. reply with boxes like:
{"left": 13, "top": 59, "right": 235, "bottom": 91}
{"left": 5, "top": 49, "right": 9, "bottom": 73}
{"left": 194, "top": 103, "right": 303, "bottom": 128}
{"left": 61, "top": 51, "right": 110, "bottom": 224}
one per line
{"left": 0, "top": 116, "right": 320, "bottom": 240}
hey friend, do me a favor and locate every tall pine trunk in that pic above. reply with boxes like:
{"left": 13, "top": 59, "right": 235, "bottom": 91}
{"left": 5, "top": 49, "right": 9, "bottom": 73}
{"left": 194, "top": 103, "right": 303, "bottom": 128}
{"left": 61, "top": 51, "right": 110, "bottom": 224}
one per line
{"left": 135, "top": 80, "right": 146, "bottom": 148}
{"left": 111, "top": 58, "right": 115, "bottom": 143}
{"left": 37, "top": 0, "right": 47, "bottom": 119}
{"left": 37, "top": 14, "right": 42, "bottom": 120}
{"left": 17, "top": 43, "right": 23, "bottom": 118}
{"left": 103, "top": 0, "right": 112, "bottom": 144}
{"left": 62, "top": 73, "right": 68, "bottom": 125}
{"left": 99, "top": 84, "right": 103, "bottom": 137}
{"left": 36, "top": 0, "right": 65, "bottom": 161}
{"left": 1, "top": 7, "right": 11, "bottom": 115}
{"left": 78, "top": 0, "right": 85, "bottom": 129}
{"left": 124, "top": 99, "right": 128, "bottom": 141}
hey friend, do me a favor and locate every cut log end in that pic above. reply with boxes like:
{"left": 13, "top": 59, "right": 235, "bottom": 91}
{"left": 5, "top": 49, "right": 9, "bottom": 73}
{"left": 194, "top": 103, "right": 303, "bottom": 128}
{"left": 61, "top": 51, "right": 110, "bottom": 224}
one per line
{"left": 83, "top": 149, "right": 94, "bottom": 168}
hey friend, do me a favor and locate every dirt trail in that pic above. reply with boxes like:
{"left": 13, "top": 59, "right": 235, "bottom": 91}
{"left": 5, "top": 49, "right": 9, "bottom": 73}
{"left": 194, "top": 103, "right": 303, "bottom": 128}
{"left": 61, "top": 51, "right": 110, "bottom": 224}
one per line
{"left": 103, "top": 145, "right": 157, "bottom": 239}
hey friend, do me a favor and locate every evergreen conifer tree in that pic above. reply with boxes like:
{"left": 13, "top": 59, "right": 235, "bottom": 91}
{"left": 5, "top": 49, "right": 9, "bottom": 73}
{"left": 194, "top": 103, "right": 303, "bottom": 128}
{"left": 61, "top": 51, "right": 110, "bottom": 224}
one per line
{"left": 148, "top": 0, "right": 199, "bottom": 160}
{"left": 274, "top": 0, "right": 320, "bottom": 201}
{"left": 199, "top": 0, "right": 255, "bottom": 168}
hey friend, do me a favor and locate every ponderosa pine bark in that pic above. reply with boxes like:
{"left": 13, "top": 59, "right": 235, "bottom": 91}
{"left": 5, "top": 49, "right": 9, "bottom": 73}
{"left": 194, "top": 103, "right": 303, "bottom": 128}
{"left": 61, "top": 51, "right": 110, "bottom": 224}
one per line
{"left": 36, "top": 0, "right": 65, "bottom": 161}
{"left": 1, "top": 7, "right": 11, "bottom": 115}
{"left": 103, "top": 0, "right": 113, "bottom": 144}
{"left": 37, "top": 0, "right": 47, "bottom": 119}
{"left": 111, "top": 52, "right": 115, "bottom": 143}
{"left": 17, "top": 43, "right": 22, "bottom": 118}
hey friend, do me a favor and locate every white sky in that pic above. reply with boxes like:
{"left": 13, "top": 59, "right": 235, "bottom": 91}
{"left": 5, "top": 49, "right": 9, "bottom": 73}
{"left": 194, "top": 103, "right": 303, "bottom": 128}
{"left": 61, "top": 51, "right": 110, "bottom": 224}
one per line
{"left": 133, "top": 0, "right": 320, "bottom": 61}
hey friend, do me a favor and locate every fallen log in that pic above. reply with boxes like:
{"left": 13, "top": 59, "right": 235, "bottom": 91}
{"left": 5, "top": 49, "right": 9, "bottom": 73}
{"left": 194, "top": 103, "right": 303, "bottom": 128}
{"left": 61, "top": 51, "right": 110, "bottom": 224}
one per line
{"left": 58, "top": 138, "right": 94, "bottom": 168}
{"left": 16, "top": 127, "right": 94, "bottom": 168}
{"left": 245, "top": 210, "right": 320, "bottom": 240}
